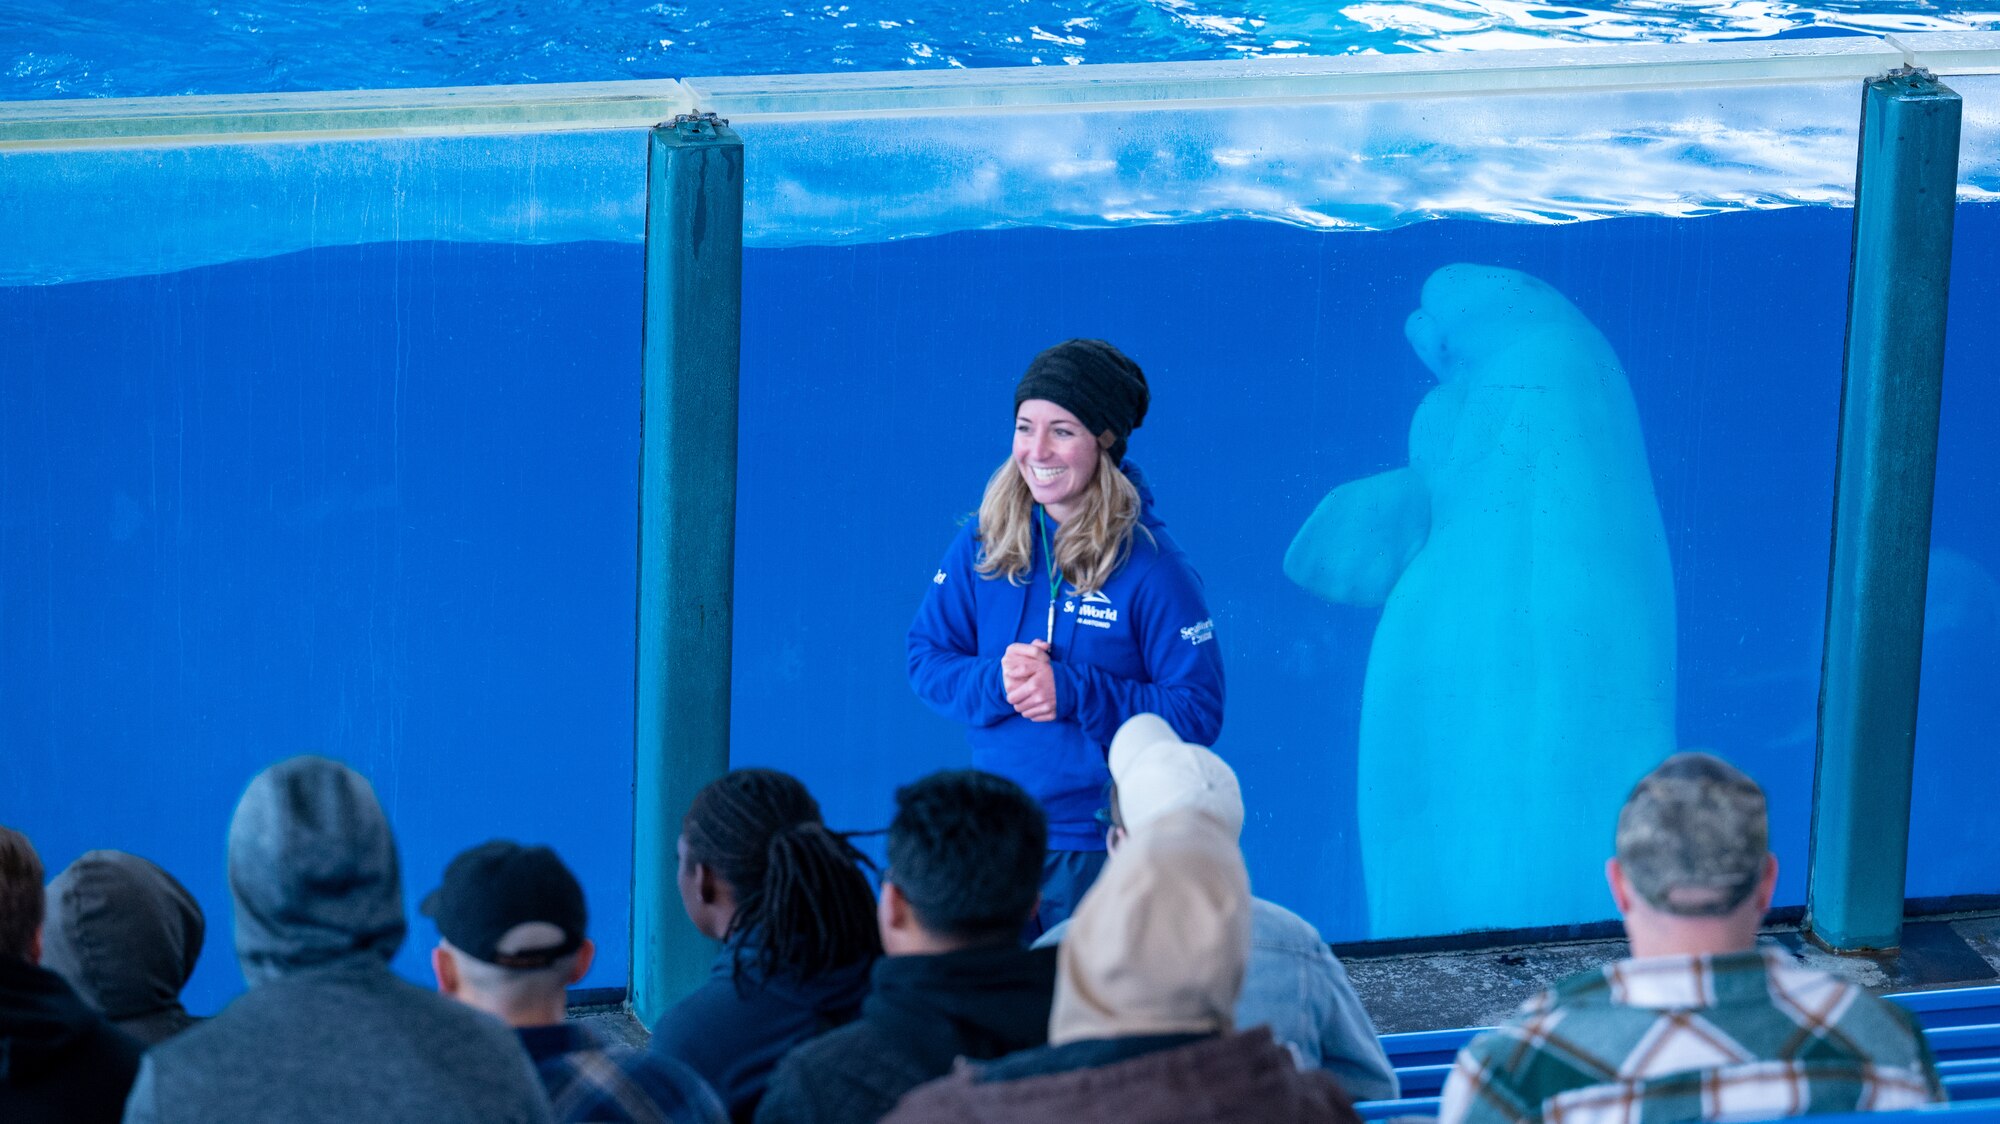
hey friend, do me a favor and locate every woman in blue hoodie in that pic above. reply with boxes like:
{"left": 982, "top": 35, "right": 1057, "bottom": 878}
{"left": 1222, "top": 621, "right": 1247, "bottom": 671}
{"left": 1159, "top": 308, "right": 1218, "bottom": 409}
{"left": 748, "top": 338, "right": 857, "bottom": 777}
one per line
{"left": 907, "top": 339, "right": 1225, "bottom": 936}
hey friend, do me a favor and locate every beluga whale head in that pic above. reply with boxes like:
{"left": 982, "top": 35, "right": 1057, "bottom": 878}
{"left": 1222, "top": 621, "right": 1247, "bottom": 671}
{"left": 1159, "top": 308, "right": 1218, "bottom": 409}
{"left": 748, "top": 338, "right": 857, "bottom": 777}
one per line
{"left": 1405, "top": 264, "right": 1605, "bottom": 383}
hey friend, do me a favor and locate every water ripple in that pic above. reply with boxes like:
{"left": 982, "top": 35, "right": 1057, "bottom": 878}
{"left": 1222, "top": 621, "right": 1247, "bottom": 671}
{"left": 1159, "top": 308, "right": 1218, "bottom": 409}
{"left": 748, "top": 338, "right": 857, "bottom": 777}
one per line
{"left": 2, "top": 0, "right": 1998, "bottom": 101}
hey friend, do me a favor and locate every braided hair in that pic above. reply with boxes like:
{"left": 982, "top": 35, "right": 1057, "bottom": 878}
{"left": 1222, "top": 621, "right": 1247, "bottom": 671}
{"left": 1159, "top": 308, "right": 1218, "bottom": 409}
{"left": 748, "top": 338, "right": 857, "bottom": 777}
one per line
{"left": 682, "top": 768, "right": 880, "bottom": 983}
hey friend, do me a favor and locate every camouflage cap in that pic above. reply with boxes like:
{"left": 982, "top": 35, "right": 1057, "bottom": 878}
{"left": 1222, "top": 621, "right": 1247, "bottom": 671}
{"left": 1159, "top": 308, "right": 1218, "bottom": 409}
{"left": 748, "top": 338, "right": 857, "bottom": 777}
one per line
{"left": 1615, "top": 752, "right": 1769, "bottom": 917}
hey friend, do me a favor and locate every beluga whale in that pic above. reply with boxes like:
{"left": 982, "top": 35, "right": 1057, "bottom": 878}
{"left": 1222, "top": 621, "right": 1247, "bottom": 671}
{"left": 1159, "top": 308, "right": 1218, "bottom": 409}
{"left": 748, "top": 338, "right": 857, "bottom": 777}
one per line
{"left": 1285, "top": 263, "right": 1676, "bottom": 938}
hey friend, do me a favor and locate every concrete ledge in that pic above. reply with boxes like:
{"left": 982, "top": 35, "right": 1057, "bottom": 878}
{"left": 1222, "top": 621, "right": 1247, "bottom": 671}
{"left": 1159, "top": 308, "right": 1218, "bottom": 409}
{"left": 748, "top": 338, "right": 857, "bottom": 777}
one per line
{"left": 1893, "top": 32, "right": 2000, "bottom": 75}
{"left": 0, "top": 80, "right": 694, "bottom": 150}
{"left": 0, "top": 38, "right": 1929, "bottom": 149}
{"left": 685, "top": 39, "right": 1907, "bottom": 120}
{"left": 1346, "top": 911, "right": 2000, "bottom": 1034}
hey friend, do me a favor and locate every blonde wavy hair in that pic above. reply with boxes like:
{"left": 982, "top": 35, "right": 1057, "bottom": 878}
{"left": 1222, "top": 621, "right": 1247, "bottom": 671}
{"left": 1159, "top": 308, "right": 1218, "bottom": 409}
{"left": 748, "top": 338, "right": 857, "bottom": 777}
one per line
{"left": 975, "top": 451, "right": 1148, "bottom": 595}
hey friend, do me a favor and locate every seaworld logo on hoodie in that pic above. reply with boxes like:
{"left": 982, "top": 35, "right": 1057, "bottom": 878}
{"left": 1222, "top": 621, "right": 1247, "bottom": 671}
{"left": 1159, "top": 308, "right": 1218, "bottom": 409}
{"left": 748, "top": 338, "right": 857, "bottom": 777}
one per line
{"left": 1075, "top": 591, "right": 1119, "bottom": 629}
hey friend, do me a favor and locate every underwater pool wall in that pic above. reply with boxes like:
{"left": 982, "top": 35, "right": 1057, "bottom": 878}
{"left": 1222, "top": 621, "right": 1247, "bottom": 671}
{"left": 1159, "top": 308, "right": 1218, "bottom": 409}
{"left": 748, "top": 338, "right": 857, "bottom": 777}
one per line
{"left": 3, "top": 36, "right": 1998, "bottom": 1019}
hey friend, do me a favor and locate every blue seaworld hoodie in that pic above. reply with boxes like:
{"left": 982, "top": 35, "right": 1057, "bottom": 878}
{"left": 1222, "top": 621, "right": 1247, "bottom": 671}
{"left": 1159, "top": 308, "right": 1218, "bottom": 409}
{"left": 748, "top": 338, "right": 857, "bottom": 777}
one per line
{"left": 907, "top": 462, "right": 1225, "bottom": 849}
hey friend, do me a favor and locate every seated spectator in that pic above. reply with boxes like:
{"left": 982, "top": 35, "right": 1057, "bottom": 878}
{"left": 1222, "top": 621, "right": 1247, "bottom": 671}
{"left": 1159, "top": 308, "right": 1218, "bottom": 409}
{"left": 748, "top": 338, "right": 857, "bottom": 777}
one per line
{"left": 427, "top": 839, "right": 726, "bottom": 1124}
{"left": 1036, "top": 713, "right": 1398, "bottom": 1101}
{"left": 757, "top": 769, "right": 1059, "bottom": 1124}
{"left": 884, "top": 806, "right": 1359, "bottom": 1124}
{"left": 0, "top": 825, "right": 144, "bottom": 1124}
{"left": 651, "top": 768, "right": 881, "bottom": 1122}
{"left": 122, "top": 756, "right": 553, "bottom": 1124}
{"left": 42, "top": 850, "right": 205, "bottom": 1046}
{"left": 1439, "top": 752, "right": 1944, "bottom": 1124}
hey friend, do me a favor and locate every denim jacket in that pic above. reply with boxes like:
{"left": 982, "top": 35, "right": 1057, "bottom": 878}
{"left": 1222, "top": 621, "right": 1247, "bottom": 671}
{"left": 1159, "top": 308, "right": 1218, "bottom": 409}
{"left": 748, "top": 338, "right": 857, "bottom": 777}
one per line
{"left": 1037, "top": 897, "right": 1398, "bottom": 1102}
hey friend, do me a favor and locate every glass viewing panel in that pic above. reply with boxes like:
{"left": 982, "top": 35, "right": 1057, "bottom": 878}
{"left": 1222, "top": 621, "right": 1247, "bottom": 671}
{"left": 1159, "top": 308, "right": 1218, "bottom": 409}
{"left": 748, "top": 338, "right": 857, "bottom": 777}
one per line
{"left": 724, "top": 79, "right": 1879, "bottom": 943}
{"left": 1909, "top": 71, "right": 1999, "bottom": 904}
{"left": 6, "top": 40, "right": 1998, "bottom": 1009}
{"left": 0, "top": 127, "right": 653, "bottom": 1011}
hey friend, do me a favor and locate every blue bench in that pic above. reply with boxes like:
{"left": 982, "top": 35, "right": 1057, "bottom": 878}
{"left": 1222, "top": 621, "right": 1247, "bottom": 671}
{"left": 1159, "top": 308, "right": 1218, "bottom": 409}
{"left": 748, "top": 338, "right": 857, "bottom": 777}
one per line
{"left": 1355, "top": 985, "right": 2000, "bottom": 1120}
{"left": 1758, "top": 1102, "right": 2000, "bottom": 1124}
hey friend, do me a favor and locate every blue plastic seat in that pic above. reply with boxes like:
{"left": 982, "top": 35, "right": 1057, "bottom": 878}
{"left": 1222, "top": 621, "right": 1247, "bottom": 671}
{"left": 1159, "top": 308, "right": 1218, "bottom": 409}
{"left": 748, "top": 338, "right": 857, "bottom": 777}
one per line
{"left": 1356, "top": 983, "right": 2000, "bottom": 1121}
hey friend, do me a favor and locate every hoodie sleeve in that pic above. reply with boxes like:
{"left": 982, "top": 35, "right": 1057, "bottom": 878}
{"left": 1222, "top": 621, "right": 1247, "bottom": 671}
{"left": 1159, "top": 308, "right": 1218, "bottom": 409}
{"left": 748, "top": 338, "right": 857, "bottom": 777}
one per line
{"left": 907, "top": 524, "right": 1017, "bottom": 728}
{"left": 1050, "top": 550, "right": 1224, "bottom": 748}
{"left": 120, "top": 1057, "right": 161, "bottom": 1124}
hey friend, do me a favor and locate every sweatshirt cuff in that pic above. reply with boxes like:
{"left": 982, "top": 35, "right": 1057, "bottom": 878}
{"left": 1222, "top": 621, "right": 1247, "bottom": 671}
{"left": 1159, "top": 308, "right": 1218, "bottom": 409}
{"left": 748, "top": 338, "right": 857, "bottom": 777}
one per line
{"left": 1051, "top": 662, "right": 1081, "bottom": 722}
{"left": 986, "top": 658, "right": 1015, "bottom": 717}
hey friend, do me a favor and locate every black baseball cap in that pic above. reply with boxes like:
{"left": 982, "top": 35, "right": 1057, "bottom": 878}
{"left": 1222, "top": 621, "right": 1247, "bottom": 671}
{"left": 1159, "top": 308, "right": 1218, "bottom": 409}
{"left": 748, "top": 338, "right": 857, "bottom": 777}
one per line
{"left": 422, "top": 840, "right": 586, "bottom": 969}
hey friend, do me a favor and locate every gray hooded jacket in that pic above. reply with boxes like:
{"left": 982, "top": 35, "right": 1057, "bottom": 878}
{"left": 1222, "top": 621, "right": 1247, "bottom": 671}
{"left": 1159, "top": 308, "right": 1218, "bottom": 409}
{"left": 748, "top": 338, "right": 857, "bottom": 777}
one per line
{"left": 42, "top": 850, "right": 204, "bottom": 1046}
{"left": 120, "top": 756, "right": 553, "bottom": 1124}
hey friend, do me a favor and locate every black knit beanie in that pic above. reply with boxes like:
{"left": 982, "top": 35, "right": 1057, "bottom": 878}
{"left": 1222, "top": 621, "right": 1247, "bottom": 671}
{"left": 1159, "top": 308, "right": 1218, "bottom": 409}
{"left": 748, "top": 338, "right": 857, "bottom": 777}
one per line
{"left": 1013, "top": 339, "right": 1150, "bottom": 465}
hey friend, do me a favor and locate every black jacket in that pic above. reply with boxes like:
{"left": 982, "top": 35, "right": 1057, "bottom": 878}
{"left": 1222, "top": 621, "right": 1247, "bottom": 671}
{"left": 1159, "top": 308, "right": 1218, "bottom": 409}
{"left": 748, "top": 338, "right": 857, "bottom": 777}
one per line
{"left": 0, "top": 955, "right": 146, "bottom": 1123}
{"left": 754, "top": 943, "right": 1058, "bottom": 1124}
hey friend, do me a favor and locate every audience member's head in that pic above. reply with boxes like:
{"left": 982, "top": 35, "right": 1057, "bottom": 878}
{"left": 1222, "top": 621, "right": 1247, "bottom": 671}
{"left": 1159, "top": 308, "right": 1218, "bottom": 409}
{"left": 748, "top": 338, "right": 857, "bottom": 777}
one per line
{"left": 1048, "top": 807, "right": 1251, "bottom": 1047}
{"left": 1102, "top": 712, "right": 1242, "bottom": 853}
{"left": 0, "top": 828, "right": 151, "bottom": 1122}
{"left": 678, "top": 768, "right": 880, "bottom": 980}
{"left": 228, "top": 755, "right": 405, "bottom": 985}
{"left": 41, "top": 850, "right": 205, "bottom": 1045}
{"left": 1, "top": 825, "right": 45, "bottom": 964}
{"left": 880, "top": 770, "right": 1047, "bottom": 955}
{"left": 425, "top": 840, "right": 594, "bottom": 1028}
{"left": 1608, "top": 751, "right": 1776, "bottom": 958}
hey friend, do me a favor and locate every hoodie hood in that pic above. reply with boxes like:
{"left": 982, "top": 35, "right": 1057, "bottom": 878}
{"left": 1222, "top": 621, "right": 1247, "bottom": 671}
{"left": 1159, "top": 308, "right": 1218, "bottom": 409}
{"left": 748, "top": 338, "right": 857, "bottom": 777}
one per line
{"left": 1049, "top": 808, "right": 1250, "bottom": 1046}
{"left": 0, "top": 955, "right": 108, "bottom": 1083}
{"left": 228, "top": 755, "right": 406, "bottom": 985}
{"left": 40, "top": 850, "right": 204, "bottom": 1045}
{"left": 712, "top": 929, "right": 876, "bottom": 1008}
{"left": 865, "top": 943, "right": 1057, "bottom": 1062}
{"left": 1121, "top": 459, "right": 1168, "bottom": 539}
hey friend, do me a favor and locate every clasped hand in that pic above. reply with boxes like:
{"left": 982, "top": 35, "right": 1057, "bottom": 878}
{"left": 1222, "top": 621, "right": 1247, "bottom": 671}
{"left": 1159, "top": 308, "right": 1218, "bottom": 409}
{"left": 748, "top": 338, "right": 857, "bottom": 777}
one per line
{"left": 1002, "top": 640, "right": 1058, "bottom": 722}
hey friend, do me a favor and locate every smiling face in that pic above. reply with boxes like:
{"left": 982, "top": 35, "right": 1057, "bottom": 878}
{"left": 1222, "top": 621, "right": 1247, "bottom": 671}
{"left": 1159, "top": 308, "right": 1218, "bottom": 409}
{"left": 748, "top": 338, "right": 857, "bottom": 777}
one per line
{"left": 1014, "top": 399, "right": 1103, "bottom": 522}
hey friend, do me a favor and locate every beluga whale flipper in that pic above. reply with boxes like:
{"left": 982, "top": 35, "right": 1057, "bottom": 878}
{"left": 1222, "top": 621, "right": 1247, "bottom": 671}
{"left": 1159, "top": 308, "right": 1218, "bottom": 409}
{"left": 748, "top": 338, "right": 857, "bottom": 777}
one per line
{"left": 1286, "top": 263, "right": 1676, "bottom": 938}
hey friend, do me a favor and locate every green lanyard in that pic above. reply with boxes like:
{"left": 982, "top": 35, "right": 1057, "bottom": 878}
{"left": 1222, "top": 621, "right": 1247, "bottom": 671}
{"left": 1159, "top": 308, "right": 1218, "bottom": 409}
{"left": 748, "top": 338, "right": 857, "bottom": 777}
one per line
{"left": 1037, "top": 506, "right": 1063, "bottom": 644}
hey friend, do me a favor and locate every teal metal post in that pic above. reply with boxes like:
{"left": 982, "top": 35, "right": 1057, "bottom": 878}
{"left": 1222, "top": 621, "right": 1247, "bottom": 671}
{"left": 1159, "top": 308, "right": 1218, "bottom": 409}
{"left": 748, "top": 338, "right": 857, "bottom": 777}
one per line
{"left": 632, "top": 114, "right": 743, "bottom": 1024}
{"left": 1807, "top": 70, "right": 1960, "bottom": 954}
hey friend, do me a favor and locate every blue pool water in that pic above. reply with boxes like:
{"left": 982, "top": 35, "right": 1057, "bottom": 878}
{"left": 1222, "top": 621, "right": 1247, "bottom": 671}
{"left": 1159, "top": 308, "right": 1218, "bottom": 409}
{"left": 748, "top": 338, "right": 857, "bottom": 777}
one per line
{"left": 5, "top": 203, "right": 1996, "bottom": 1012}
{"left": 3, "top": 0, "right": 2000, "bottom": 100}
{"left": 3, "top": 0, "right": 1995, "bottom": 1017}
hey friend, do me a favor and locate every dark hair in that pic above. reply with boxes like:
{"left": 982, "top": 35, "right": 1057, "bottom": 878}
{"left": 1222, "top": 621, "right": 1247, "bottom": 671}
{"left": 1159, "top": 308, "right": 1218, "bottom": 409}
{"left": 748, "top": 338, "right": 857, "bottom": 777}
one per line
{"left": 682, "top": 769, "right": 879, "bottom": 981}
{"left": 887, "top": 770, "right": 1047, "bottom": 943}
{"left": 1, "top": 825, "right": 45, "bottom": 962}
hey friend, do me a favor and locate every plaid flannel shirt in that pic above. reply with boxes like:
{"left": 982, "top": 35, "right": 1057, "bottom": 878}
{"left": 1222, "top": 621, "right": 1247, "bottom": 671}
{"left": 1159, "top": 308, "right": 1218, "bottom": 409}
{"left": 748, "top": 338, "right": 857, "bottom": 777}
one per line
{"left": 1438, "top": 948, "right": 1944, "bottom": 1124}
{"left": 520, "top": 1023, "right": 727, "bottom": 1124}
